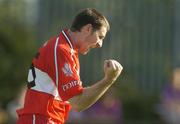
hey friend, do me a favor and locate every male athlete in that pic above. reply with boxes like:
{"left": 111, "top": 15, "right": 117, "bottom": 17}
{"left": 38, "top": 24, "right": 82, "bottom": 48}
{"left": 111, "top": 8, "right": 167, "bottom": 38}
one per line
{"left": 16, "top": 8, "right": 123, "bottom": 124}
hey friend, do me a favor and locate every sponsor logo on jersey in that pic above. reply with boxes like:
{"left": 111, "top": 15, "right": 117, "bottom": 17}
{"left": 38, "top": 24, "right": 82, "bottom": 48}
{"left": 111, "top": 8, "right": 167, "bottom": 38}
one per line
{"left": 62, "top": 80, "right": 81, "bottom": 91}
{"left": 62, "top": 63, "right": 72, "bottom": 77}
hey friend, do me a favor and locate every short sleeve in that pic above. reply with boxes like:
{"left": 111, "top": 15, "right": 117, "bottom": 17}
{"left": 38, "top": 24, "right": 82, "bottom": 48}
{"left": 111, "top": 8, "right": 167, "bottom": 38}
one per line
{"left": 57, "top": 47, "right": 83, "bottom": 101}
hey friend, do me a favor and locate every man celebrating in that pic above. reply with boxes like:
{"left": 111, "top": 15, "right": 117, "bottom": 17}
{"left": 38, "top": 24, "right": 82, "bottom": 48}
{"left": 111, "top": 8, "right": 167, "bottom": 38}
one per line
{"left": 16, "top": 8, "right": 123, "bottom": 124}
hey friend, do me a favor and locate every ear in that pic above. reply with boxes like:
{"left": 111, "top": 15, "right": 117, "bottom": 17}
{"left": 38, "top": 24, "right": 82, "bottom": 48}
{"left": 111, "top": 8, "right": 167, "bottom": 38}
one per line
{"left": 81, "top": 24, "right": 93, "bottom": 35}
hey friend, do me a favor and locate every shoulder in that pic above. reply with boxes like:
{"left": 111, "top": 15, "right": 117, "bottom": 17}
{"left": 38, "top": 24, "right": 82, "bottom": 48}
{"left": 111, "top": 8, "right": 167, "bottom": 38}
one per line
{"left": 58, "top": 44, "right": 71, "bottom": 56}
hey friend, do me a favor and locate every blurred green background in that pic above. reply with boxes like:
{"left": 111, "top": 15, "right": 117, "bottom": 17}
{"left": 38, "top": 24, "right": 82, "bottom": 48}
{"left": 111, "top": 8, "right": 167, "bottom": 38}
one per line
{"left": 0, "top": 0, "right": 180, "bottom": 123}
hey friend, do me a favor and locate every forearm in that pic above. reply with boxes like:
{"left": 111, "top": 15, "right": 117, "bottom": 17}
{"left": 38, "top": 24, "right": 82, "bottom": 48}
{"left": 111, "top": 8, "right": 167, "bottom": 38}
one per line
{"left": 69, "top": 77, "right": 114, "bottom": 112}
{"left": 69, "top": 59, "right": 123, "bottom": 112}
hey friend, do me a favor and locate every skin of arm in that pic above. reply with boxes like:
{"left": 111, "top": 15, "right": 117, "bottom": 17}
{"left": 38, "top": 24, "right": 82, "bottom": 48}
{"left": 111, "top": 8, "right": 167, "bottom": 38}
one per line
{"left": 69, "top": 59, "right": 123, "bottom": 112}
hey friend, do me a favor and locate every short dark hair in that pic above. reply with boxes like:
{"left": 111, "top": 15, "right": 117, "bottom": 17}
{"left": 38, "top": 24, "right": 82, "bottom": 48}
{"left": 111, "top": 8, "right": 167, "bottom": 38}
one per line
{"left": 70, "top": 8, "right": 110, "bottom": 32}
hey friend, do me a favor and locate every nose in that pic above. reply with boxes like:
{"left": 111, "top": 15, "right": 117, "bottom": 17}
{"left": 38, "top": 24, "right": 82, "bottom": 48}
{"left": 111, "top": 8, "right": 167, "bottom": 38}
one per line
{"left": 96, "top": 41, "right": 103, "bottom": 48}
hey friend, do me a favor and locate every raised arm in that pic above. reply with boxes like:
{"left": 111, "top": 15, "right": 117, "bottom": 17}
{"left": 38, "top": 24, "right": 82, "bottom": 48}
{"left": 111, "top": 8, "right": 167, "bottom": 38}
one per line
{"left": 69, "top": 59, "right": 123, "bottom": 112}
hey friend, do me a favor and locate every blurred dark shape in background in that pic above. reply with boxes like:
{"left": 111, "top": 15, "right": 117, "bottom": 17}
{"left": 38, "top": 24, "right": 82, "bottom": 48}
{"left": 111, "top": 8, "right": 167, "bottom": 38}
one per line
{"left": 0, "top": 104, "right": 8, "bottom": 124}
{"left": 6, "top": 86, "right": 26, "bottom": 124}
{"left": 157, "top": 68, "right": 180, "bottom": 124}
{"left": 67, "top": 88, "right": 122, "bottom": 124}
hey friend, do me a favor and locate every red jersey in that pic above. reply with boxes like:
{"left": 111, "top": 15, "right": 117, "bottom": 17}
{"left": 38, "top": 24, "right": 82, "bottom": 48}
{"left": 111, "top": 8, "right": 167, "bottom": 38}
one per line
{"left": 17, "top": 29, "right": 83, "bottom": 123}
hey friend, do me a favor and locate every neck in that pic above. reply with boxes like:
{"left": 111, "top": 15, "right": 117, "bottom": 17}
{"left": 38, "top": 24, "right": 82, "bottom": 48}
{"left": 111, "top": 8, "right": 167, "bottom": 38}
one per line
{"left": 68, "top": 29, "right": 79, "bottom": 49}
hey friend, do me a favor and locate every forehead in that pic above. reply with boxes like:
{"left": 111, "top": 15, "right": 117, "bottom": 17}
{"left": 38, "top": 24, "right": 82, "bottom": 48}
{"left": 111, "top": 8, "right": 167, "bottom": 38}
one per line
{"left": 96, "top": 26, "right": 107, "bottom": 36}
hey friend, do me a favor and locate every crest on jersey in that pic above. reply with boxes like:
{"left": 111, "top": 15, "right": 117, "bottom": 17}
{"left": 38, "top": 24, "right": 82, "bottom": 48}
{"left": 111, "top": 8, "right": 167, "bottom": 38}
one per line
{"left": 62, "top": 63, "right": 73, "bottom": 77}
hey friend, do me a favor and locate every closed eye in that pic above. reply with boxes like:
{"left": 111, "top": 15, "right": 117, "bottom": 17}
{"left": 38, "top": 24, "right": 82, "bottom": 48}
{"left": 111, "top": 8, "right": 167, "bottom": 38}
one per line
{"left": 99, "top": 36, "right": 104, "bottom": 40}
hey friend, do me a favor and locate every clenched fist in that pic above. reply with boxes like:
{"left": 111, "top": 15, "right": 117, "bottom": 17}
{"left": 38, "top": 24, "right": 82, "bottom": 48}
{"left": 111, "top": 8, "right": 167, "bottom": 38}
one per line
{"left": 104, "top": 59, "right": 123, "bottom": 83}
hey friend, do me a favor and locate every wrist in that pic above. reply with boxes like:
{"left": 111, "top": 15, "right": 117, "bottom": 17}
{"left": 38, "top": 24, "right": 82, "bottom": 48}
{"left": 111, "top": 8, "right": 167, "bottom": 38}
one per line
{"left": 103, "top": 77, "right": 116, "bottom": 84}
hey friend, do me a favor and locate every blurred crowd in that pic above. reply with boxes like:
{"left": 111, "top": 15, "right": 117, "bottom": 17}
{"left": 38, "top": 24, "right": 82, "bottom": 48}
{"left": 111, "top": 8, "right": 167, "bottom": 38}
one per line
{"left": 0, "top": 86, "right": 26, "bottom": 124}
{"left": 67, "top": 88, "right": 122, "bottom": 124}
{"left": 157, "top": 68, "right": 180, "bottom": 124}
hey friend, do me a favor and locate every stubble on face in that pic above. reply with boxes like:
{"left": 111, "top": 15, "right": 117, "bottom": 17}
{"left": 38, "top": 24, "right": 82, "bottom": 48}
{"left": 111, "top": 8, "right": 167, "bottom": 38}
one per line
{"left": 80, "top": 26, "right": 107, "bottom": 55}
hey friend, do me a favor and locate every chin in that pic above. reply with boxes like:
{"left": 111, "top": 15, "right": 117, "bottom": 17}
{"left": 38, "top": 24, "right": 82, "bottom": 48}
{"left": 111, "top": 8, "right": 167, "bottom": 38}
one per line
{"left": 81, "top": 51, "right": 88, "bottom": 55}
{"left": 80, "top": 50, "right": 89, "bottom": 55}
